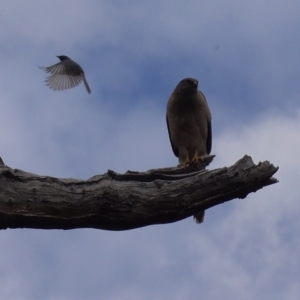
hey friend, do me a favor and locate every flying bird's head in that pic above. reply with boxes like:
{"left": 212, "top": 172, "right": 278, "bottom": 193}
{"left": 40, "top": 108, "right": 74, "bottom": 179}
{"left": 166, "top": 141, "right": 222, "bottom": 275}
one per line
{"left": 176, "top": 78, "right": 198, "bottom": 95}
{"left": 56, "top": 55, "right": 71, "bottom": 61}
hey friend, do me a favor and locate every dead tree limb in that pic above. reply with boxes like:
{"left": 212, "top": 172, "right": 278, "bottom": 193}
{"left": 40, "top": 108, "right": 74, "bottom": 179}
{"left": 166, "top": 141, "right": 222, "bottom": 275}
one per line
{"left": 0, "top": 155, "right": 278, "bottom": 231}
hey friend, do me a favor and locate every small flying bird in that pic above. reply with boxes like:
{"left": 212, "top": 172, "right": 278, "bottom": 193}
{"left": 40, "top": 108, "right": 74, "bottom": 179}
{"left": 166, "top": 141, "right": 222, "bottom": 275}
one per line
{"left": 40, "top": 55, "right": 91, "bottom": 94}
{"left": 166, "top": 78, "right": 212, "bottom": 224}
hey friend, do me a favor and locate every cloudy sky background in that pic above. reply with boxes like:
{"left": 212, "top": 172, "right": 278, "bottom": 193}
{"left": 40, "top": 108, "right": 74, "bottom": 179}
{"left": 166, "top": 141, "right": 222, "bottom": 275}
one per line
{"left": 0, "top": 0, "right": 299, "bottom": 299}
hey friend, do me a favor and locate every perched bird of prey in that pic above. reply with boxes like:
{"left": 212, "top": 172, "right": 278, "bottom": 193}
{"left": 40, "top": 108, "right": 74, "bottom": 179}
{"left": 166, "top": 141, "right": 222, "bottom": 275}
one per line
{"left": 166, "top": 78, "right": 212, "bottom": 223}
{"left": 40, "top": 55, "right": 91, "bottom": 94}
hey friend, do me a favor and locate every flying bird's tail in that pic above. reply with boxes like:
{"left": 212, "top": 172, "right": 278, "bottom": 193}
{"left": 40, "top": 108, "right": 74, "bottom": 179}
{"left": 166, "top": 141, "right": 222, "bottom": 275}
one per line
{"left": 83, "top": 76, "right": 91, "bottom": 94}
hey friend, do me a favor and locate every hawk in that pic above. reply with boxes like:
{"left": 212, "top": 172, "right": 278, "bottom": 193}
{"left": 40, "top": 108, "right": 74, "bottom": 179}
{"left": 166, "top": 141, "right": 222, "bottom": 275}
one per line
{"left": 166, "top": 78, "right": 212, "bottom": 223}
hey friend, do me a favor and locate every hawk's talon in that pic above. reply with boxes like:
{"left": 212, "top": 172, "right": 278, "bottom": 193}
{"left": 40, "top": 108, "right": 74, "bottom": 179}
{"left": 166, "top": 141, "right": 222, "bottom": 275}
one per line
{"left": 191, "top": 150, "right": 204, "bottom": 166}
{"left": 180, "top": 153, "right": 191, "bottom": 169}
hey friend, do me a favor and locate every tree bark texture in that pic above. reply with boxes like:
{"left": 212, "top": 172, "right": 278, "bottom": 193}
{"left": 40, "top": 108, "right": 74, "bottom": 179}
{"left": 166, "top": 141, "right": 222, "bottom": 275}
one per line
{"left": 0, "top": 155, "right": 278, "bottom": 231}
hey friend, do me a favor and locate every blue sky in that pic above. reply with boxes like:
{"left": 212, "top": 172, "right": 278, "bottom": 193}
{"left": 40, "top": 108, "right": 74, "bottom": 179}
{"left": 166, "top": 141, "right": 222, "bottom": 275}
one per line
{"left": 0, "top": 0, "right": 300, "bottom": 299}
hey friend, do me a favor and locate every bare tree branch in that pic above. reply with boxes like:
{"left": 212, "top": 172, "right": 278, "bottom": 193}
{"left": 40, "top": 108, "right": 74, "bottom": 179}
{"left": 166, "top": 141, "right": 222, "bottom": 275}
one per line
{"left": 0, "top": 155, "right": 278, "bottom": 231}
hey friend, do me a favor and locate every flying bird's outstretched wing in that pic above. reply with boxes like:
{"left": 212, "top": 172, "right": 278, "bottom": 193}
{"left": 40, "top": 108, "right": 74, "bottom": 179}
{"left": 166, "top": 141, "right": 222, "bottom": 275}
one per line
{"left": 40, "top": 56, "right": 91, "bottom": 94}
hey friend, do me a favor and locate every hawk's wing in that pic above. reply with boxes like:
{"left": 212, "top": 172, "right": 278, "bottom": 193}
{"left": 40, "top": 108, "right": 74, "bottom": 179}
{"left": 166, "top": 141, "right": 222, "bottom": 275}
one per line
{"left": 206, "top": 119, "right": 212, "bottom": 155}
{"left": 166, "top": 114, "right": 179, "bottom": 158}
{"left": 199, "top": 91, "right": 212, "bottom": 155}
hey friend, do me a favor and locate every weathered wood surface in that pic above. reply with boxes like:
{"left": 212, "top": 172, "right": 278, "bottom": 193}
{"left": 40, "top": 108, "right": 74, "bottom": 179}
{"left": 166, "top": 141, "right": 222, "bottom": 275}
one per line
{"left": 0, "top": 155, "right": 278, "bottom": 231}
